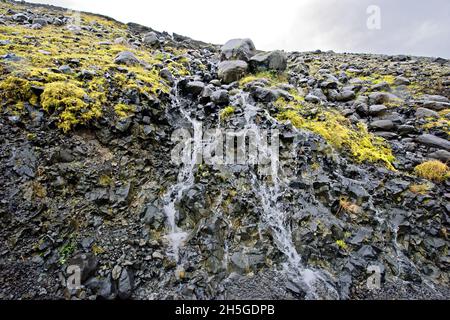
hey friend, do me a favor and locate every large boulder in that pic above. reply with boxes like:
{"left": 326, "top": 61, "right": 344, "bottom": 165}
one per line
{"left": 419, "top": 95, "right": 449, "bottom": 111}
{"left": 249, "top": 50, "right": 287, "bottom": 72}
{"left": 218, "top": 60, "right": 248, "bottom": 84}
{"left": 114, "top": 51, "right": 140, "bottom": 65}
{"left": 335, "top": 90, "right": 356, "bottom": 102}
{"left": 250, "top": 87, "right": 288, "bottom": 103}
{"left": 117, "top": 268, "right": 134, "bottom": 299}
{"left": 368, "top": 105, "right": 388, "bottom": 116}
{"left": 368, "top": 92, "right": 400, "bottom": 105}
{"left": 32, "top": 18, "right": 48, "bottom": 26}
{"left": 221, "top": 38, "right": 256, "bottom": 62}
{"left": 185, "top": 81, "right": 206, "bottom": 96}
{"left": 142, "top": 32, "right": 159, "bottom": 46}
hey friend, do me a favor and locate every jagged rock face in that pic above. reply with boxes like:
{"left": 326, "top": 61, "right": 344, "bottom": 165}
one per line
{"left": 0, "top": 1, "right": 450, "bottom": 301}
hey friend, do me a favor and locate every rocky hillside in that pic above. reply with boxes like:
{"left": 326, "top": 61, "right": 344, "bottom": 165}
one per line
{"left": 0, "top": 1, "right": 449, "bottom": 300}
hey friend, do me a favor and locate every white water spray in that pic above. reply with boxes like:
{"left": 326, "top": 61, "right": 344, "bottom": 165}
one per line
{"left": 162, "top": 86, "right": 202, "bottom": 262}
{"left": 234, "top": 93, "right": 338, "bottom": 299}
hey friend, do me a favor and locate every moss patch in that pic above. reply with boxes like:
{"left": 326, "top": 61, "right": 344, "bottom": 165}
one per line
{"left": 277, "top": 109, "right": 395, "bottom": 170}
{"left": 239, "top": 71, "right": 287, "bottom": 87}
{"left": 41, "top": 81, "right": 102, "bottom": 132}
{"left": 114, "top": 103, "right": 135, "bottom": 119}
{"left": 0, "top": 18, "right": 175, "bottom": 132}
{"left": 414, "top": 160, "right": 449, "bottom": 182}
{"left": 219, "top": 106, "right": 235, "bottom": 120}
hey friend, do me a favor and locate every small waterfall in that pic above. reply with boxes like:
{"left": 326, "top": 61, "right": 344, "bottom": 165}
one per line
{"left": 162, "top": 85, "right": 338, "bottom": 298}
{"left": 234, "top": 93, "right": 338, "bottom": 299}
{"left": 162, "top": 84, "right": 202, "bottom": 262}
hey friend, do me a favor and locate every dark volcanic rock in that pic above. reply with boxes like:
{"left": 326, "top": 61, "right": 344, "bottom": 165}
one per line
{"left": 416, "top": 134, "right": 450, "bottom": 151}
{"left": 117, "top": 269, "right": 134, "bottom": 299}
{"left": 221, "top": 38, "right": 256, "bottom": 62}
{"left": 114, "top": 51, "right": 140, "bottom": 65}
{"left": 68, "top": 254, "right": 98, "bottom": 282}
{"left": 185, "top": 81, "right": 205, "bottom": 96}
{"left": 249, "top": 50, "right": 287, "bottom": 72}
{"left": 218, "top": 60, "right": 248, "bottom": 84}
{"left": 370, "top": 120, "right": 394, "bottom": 131}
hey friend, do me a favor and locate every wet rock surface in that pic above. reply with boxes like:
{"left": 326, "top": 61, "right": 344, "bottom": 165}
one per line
{"left": 0, "top": 1, "right": 449, "bottom": 301}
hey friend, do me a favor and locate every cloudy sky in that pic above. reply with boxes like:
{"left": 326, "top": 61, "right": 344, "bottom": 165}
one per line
{"left": 25, "top": 0, "right": 450, "bottom": 58}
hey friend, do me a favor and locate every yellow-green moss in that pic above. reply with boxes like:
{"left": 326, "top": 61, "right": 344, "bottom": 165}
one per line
{"left": 239, "top": 71, "right": 287, "bottom": 87}
{"left": 58, "top": 240, "right": 76, "bottom": 265}
{"left": 41, "top": 81, "right": 86, "bottom": 112}
{"left": 92, "top": 244, "right": 105, "bottom": 255}
{"left": 0, "top": 76, "right": 31, "bottom": 101}
{"left": 422, "top": 114, "right": 450, "bottom": 135}
{"left": 219, "top": 106, "right": 235, "bottom": 120}
{"left": 335, "top": 240, "right": 348, "bottom": 250}
{"left": 277, "top": 110, "right": 396, "bottom": 169}
{"left": 41, "top": 81, "right": 102, "bottom": 132}
{"left": 168, "top": 59, "right": 190, "bottom": 77}
{"left": 0, "top": 76, "right": 38, "bottom": 110}
{"left": 274, "top": 96, "right": 305, "bottom": 111}
{"left": 114, "top": 103, "right": 135, "bottom": 118}
{"left": 98, "top": 174, "right": 112, "bottom": 187}
{"left": 373, "top": 75, "right": 395, "bottom": 85}
{"left": 414, "top": 160, "right": 449, "bottom": 182}
{"left": 349, "top": 73, "right": 396, "bottom": 87}
{"left": 0, "top": 20, "right": 170, "bottom": 131}
{"left": 288, "top": 89, "right": 305, "bottom": 103}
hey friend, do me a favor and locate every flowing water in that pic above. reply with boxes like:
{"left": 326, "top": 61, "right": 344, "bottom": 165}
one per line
{"left": 237, "top": 93, "right": 338, "bottom": 299}
{"left": 161, "top": 85, "right": 202, "bottom": 262}
{"left": 162, "top": 86, "right": 338, "bottom": 298}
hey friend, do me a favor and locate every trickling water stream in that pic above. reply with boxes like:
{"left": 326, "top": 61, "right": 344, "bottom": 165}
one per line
{"left": 237, "top": 93, "right": 338, "bottom": 299}
{"left": 162, "top": 86, "right": 338, "bottom": 298}
{"left": 162, "top": 84, "right": 201, "bottom": 262}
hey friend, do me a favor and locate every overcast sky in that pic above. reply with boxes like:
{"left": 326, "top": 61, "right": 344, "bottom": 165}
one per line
{"left": 24, "top": 0, "right": 450, "bottom": 58}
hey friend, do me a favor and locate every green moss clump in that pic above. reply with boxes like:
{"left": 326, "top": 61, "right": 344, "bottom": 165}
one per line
{"left": 414, "top": 160, "right": 449, "bottom": 182}
{"left": 348, "top": 73, "right": 396, "bottom": 87}
{"left": 114, "top": 103, "right": 135, "bottom": 118}
{"left": 368, "top": 74, "right": 395, "bottom": 85}
{"left": 167, "top": 60, "right": 190, "bottom": 77}
{"left": 277, "top": 110, "right": 396, "bottom": 170}
{"left": 335, "top": 240, "right": 348, "bottom": 251}
{"left": 219, "top": 106, "right": 235, "bottom": 120}
{"left": 422, "top": 109, "right": 450, "bottom": 135}
{"left": 0, "top": 76, "right": 41, "bottom": 112}
{"left": 99, "top": 174, "right": 112, "bottom": 187}
{"left": 41, "top": 81, "right": 102, "bottom": 132}
{"left": 239, "top": 71, "right": 287, "bottom": 87}
{"left": 277, "top": 109, "right": 303, "bottom": 127}
{"left": 0, "top": 76, "right": 32, "bottom": 103}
